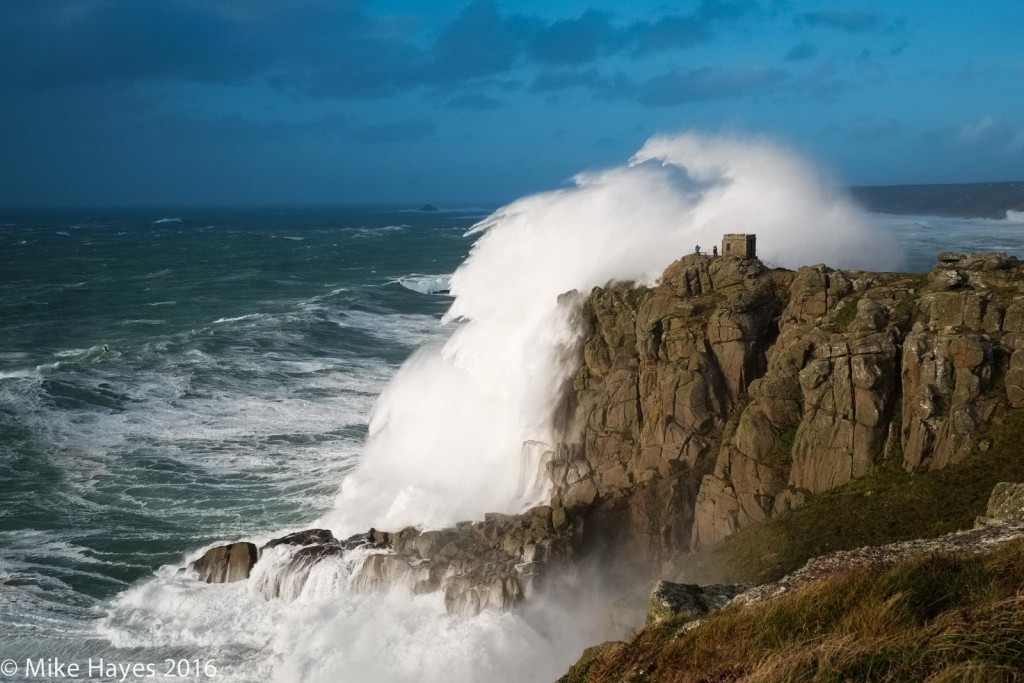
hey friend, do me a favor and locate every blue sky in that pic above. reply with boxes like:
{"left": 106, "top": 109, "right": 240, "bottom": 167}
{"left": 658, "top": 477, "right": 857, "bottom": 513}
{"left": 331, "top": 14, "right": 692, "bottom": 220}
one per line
{"left": 0, "top": 0, "right": 1021, "bottom": 206}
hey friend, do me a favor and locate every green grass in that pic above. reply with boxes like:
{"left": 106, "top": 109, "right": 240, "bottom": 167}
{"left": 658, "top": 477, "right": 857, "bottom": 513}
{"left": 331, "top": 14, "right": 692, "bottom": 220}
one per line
{"left": 765, "top": 425, "right": 798, "bottom": 471}
{"left": 892, "top": 290, "right": 923, "bottom": 327}
{"left": 827, "top": 295, "right": 861, "bottom": 331}
{"left": 561, "top": 539, "right": 1024, "bottom": 683}
{"left": 683, "top": 406, "right": 1024, "bottom": 585}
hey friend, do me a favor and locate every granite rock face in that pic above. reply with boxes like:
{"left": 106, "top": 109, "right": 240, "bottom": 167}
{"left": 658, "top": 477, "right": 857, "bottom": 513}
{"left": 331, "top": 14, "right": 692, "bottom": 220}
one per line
{"left": 189, "top": 542, "right": 258, "bottom": 583}
{"left": 187, "top": 252, "right": 1024, "bottom": 616}
{"left": 977, "top": 482, "right": 1024, "bottom": 526}
{"left": 207, "top": 507, "right": 580, "bottom": 617}
{"left": 646, "top": 580, "right": 746, "bottom": 625}
{"left": 548, "top": 256, "right": 789, "bottom": 566}
{"left": 352, "top": 507, "right": 578, "bottom": 616}
{"left": 548, "top": 252, "right": 1024, "bottom": 564}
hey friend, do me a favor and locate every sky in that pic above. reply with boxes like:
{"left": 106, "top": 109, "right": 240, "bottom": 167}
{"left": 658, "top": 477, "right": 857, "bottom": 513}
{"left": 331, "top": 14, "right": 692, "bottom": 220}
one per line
{"left": 0, "top": 0, "right": 1022, "bottom": 207}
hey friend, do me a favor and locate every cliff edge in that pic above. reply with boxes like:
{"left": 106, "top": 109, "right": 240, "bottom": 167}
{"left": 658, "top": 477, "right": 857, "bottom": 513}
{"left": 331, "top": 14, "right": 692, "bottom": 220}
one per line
{"left": 187, "top": 251, "right": 1024, "bottom": 628}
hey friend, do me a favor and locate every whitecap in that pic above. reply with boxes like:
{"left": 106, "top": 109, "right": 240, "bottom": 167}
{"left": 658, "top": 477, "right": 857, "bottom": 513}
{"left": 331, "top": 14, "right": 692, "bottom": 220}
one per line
{"left": 0, "top": 361, "right": 59, "bottom": 380}
{"left": 212, "top": 314, "right": 265, "bottom": 324}
{"left": 118, "top": 319, "right": 165, "bottom": 326}
{"left": 395, "top": 274, "right": 452, "bottom": 295}
{"left": 153, "top": 217, "right": 182, "bottom": 224}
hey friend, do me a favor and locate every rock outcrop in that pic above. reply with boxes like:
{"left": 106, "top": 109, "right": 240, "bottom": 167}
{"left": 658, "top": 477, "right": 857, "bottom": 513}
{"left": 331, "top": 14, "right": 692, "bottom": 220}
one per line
{"left": 189, "top": 542, "right": 258, "bottom": 583}
{"left": 548, "top": 252, "right": 1023, "bottom": 567}
{"left": 548, "top": 256, "right": 789, "bottom": 568}
{"left": 976, "top": 482, "right": 1024, "bottom": 526}
{"left": 186, "top": 251, "right": 1024, "bottom": 617}
{"left": 352, "top": 506, "right": 578, "bottom": 616}
{"left": 646, "top": 580, "right": 745, "bottom": 625}
{"left": 199, "top": 507, "right": 580, "bottom": 617}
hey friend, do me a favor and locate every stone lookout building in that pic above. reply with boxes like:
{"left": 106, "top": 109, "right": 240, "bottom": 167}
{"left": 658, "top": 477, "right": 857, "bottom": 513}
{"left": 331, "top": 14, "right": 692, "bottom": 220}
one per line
{"left": 722, "top": 233, "right": 756, "bottom": 258}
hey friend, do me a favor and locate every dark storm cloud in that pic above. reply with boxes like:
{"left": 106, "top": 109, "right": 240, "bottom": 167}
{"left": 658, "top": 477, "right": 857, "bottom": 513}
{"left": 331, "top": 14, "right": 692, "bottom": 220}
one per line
{"left": 634, "top": 66, "right": 789, "bottom": 105}
{"left": 0, "top": 0, "right": 403, "bottom": 94}
{"left": 527, "top": 10, "right": 614, "bottom": 65}
{"left": 345, "top": 119, "right": 436, "bottom": 144}
{"left": 426, "top": 1, "right": 531, "bottom": 83}
{"left": 527, "top": 69, "right": 607, "bottom": 93}
{"left": 785, "top": 42, "right": 818, "bottom": 61}
{"left": 444, "top": 93, "right": 505, "bottom": 110}
{"left": 796, "top": 8, "right": 884, "bottom": 33}
{"left": 0, "top": 0, "right": 761, "bottom": 99}
{"left": 621, "top": 0, "right": 758, "bottom": 55}
{"left": 0, "top": 0, "right": 249, "bottom": 88}
{"left": 528, "top": 64, "right": 788, "bottom": 107}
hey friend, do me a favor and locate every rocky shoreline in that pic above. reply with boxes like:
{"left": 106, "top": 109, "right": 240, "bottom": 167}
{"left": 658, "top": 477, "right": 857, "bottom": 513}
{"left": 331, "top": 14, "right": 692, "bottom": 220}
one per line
{"left": 185, "top": 250, "right": 1024, "bottom": 664}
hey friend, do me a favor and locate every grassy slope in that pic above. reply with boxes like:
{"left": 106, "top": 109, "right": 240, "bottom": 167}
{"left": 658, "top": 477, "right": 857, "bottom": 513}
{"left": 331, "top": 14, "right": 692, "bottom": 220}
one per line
{"left": 683, "top": 406, "right": 1024, "bottom": 586}
{"left": 560, "top": 400, "right": 1024, "bottom": 681}
{"left": 561, "top": 538, "right": 1024, "bottom": 683}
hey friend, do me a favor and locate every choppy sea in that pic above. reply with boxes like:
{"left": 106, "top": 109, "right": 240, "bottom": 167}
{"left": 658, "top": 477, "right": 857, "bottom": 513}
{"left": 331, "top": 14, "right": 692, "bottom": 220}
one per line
{"left": 1, "top": 206, "right": 1023, "bottom": 681}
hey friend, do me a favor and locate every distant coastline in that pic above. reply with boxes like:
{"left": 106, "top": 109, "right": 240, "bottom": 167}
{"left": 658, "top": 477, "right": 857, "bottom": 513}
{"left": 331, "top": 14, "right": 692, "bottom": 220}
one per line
{"left": 851, "top": 181, "right": 1024, "bottom": 219}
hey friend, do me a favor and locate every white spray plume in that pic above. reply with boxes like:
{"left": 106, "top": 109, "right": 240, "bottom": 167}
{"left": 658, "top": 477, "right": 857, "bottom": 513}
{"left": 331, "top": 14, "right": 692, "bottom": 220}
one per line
{"left": 322, "top": 131, "right": 902, "bottom": 535}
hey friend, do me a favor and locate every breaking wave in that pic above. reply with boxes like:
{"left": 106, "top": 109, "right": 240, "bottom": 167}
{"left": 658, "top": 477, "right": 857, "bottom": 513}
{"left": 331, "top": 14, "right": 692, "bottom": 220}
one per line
{"left": 95, "top": 131, "right": 907, "bottom": 683}
{"left": 395, "top": 274, "right": 452, "bottom": 295}
{"left": 322, "top": 131, "right": 901, "bottom": 536}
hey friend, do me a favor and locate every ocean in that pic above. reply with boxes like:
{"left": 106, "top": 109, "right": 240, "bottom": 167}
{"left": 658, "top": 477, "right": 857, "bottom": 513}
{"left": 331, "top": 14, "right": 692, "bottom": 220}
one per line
{"left": 0, "top": 207, "right": 475, "bottom": 680}
{"left": 3, "top": 196, "right": 1024, "bottom": 682}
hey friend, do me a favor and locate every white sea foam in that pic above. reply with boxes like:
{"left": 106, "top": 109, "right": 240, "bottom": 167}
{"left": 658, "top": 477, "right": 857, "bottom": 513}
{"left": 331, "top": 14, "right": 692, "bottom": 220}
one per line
{"left": 212, "top": 313, "right": 266, "bottom": 324}
{"left": 103, "top": 131, "right": 911, "bottom": 683}
{"left": 153, "top": 217, "right": 182, "bottom": 224}
{"left": 102, "top": 546, "right": 614, "bottom": 683}
{"left": 0, "top": 361, "right": 61, "bottom": 380}
{"left": 1007, "top": 209, "right": 1024, "bottom": 223}
{"left": 349, "top": 224, "right": 410, "bottom": 237}
{"left": 322, "top": 130, "right": 901, "bottom": 536}
{"left": 327, "top": 310, "right": 446, "bottom": 349}
{"left": 396, "top": 274, "right": 452, "bottom": 295}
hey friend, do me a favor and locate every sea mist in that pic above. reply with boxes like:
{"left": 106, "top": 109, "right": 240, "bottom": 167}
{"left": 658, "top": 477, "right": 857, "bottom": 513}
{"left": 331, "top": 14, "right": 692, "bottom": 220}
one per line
{"left": 321, "top": 130, "right": 901, "bottom": 536}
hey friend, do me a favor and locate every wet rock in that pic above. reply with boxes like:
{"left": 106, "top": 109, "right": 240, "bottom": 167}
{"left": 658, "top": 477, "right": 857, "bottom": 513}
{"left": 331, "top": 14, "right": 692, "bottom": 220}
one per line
{"left": 189, "top": 542, "right": 258, "bottom": 583}
{"left": 261, "top": 528, "right": 335, "bottom": 553}
{"left": 184, "top": 251, "right": 1024, "bottom": 619}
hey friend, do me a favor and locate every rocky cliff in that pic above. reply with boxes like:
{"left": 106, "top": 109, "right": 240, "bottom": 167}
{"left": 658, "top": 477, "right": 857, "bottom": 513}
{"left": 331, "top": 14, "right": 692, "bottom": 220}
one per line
{"left": 549, "top": 251, "right": 1023, "bottom": 572}
{"left": 187, "top": 251, "right": 1024, "bottom": 621}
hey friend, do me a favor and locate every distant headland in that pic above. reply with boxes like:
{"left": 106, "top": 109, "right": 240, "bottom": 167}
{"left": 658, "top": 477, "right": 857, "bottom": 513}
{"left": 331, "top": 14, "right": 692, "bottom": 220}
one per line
{"left": 852, "top": 181, "right": 1024, "bottom": 219}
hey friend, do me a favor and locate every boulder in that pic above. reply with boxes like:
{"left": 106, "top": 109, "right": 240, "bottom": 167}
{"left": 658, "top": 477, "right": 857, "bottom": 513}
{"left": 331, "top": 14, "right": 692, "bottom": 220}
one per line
{"left": 646, "top": 580, "right": 745, "bottom": 624}
{"left": 190, "top": 542, "right": 258, "bottom": 583}
{"left": 261, "top": 528, "right": 335, "bottom": 552}
{"left": 978, "top": 483, "right": 1024, "bottom": 526}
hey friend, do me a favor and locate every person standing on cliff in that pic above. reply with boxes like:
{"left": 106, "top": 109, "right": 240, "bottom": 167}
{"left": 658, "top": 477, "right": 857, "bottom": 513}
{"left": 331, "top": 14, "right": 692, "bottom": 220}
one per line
{"left": 713, "top": 245, "right": 718, "bottom": 257}
{"left": 694, "top": 244, "right": 701, "bottom": 255}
